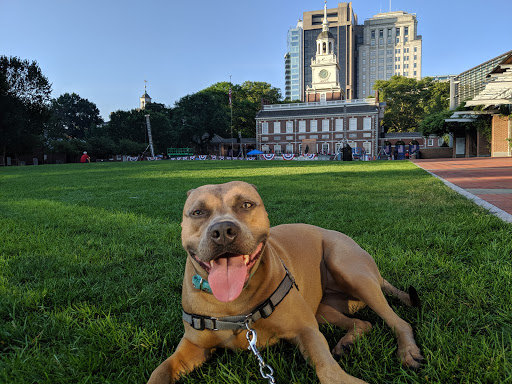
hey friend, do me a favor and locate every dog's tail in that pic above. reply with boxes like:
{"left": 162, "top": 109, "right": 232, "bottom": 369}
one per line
{"left": 381, "top": 279, "right": 421, "bottom": 308}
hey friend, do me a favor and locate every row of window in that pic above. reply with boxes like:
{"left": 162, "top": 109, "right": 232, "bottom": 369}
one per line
{"left": 370, "top": 26, "right": 409, "bottom": 40}
{"left": 261, "top": 118, "right": 373, "bottom": 134}
{"left": 261, "top": 141, "right": 374, "bottom": 155}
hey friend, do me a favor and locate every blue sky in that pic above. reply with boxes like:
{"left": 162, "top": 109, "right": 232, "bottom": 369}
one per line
{"left": 1, "top": 0, "right": 511, "bottom": 121}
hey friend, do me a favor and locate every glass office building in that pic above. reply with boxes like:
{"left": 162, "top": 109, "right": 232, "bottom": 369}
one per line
{"left": 285, "top": 20, "right": 303, "bottom": 101}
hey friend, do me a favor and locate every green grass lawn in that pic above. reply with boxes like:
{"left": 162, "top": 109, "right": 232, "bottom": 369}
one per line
{"left": 0, "top": 160, "right": 511, "bottom": 383}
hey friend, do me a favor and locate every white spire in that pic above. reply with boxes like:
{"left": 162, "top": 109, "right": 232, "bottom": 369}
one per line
{"left": 322, "top": 1, "right": 329, "bottom": 32}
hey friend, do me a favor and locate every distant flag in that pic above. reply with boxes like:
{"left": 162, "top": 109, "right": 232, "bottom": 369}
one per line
{"left": 229, "top": 87, "right": 232, "bottom": 106}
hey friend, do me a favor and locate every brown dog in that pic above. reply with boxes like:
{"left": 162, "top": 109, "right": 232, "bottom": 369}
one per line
{"left": 148, "top": 181, "right": 423, "bottom": 384}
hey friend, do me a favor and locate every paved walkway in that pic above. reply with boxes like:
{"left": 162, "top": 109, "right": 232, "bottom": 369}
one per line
{"left": 412, "top": 157, "right": 512, "bottom": 223}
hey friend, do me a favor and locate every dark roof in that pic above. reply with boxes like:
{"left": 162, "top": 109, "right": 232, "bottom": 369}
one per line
{"left": 141, "top": 92, "right": 151, "bottom": 98}
{"left": 256, "top": 104, "right": 379, "bottom": 119}
{"left": 318, "top": 30, "right": 334, "bottom": 39}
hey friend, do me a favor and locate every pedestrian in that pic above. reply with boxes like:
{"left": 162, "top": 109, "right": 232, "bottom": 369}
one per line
{"left": 80, "top": 151, "right": 91, "bottom": 163}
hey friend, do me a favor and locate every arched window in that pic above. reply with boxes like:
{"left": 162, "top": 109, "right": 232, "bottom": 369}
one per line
{"left": 322, "top": 42, "right": 326, "bottom": 54}
{"left": 329, "top": 42, "right": 332, "bottom": 53}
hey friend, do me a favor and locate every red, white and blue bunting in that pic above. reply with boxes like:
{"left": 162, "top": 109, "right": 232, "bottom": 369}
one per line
{"left": 304, "top": 154, "right": 316, "bottom": 160}
{"left": 282, "top": 154, "right": 295, "bottom": 161}
{"left": 261, "top": 154, "right": 275, "bottom": 161}
{"left": 189, "top": 155, "right": 196, "bottom": 160}
{"left": 127, "top": 156, "right": 139, "bottom": 161}
{"left": 198, "top": 155, "right": 207, "bottom": 160}
{"left": 146, "top": 157, "right": 162, "bottom": 161}
{"left": 247, "top": 157, "right": 255, "bottom": 160}
{"left": 211, "top": 155, "right": 217, "bottom": 160}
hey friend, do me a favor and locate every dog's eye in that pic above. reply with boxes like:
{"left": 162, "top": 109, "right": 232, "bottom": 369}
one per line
{"left": 241, "top": 202, "right": 253, "bottom": 209}
{"left": 191, "top": 210, "right": 204, "bottom": 216}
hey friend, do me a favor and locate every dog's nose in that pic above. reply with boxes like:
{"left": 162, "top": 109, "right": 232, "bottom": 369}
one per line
{"left": 209, "top": 221, "right": 239, "bottom": 246}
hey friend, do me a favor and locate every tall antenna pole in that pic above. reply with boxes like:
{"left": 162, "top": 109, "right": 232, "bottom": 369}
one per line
{"left": 389, "top": 0, "right": 391, "bottom": 12}
{"left": 230, "top": 75, "right": 234, "bottom": 157}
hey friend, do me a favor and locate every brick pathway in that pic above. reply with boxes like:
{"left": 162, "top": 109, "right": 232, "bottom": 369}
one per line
{"left": 412, "top": 157, "right": 512, "bottom": 223}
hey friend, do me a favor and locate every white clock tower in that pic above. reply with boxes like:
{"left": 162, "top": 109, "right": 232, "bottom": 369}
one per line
{"left": 306, "top": 1, "right": 344, "bottom": 102}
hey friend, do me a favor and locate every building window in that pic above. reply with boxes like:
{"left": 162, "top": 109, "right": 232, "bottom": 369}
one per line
{"left": 363, "top": 117, "right": 372, "bottom": 130}
{"left": 262, "top": 122, "right": 268, "bottom": 134}
{"left": 396, "top": 27, "right": 400, "bottom": 35}
{"left": 299, "top": 120, "right": 306, "bottom": 132}
{"left": 379, "top": 29, "right": 384, "bottom": 38}
{"left": 371, "top": 30, "right": 375, "bottom": 39}
{"left": 286, "top": 144, "right": 293, "bottom": 153}
{"left": 321, "top": 143, "right": 329, "bottom": 154}
{"left": 322, "top": 119, "right": 329, "bottom": 132}
{"left": 262, "top": 144, "right": 270, "bottom": 153}
{"left": 335, "top": 118, "right": 343, "bottom": 131}
{"left": 310, "top": 120, "right": 318, "bottom": 132}
{"left": 286, "top": 121, "right": 293, "bottom": 133}
{"left": 427, "top": 139, "right": 434, "bottom": 147}
{"left": 349, "top": 118, "right": 357, "bottom": 131}
{"left": 274, "top": 144, "right": 282, "bottom": 154}
{"left": 396, "top": 37, "right": 400, "bottom": 44}
{"left": 273, "top": 121, "right": 281, "bottom": 133}
{"left": 404, "top": 26, "right": 409, "bottom": 36}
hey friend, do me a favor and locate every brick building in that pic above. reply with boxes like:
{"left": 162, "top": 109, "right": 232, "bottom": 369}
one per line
{"left": 255, "top": 99, "right": 383, "bottom": 156}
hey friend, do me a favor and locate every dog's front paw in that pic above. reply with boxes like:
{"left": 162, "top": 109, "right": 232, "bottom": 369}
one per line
{"left": 398, "top": 344, "right": 424, "bottom": 369}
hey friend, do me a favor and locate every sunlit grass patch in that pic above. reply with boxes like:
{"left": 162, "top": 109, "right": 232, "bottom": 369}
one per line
{"left": 1, "top": 160, "right": 511, "bottom": 383}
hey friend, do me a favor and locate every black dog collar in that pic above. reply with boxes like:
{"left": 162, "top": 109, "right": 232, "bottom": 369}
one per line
{"left": 183, "top": 263, "right": 298, "bottom": 331}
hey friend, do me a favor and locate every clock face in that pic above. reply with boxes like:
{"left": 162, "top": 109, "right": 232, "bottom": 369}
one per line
{"left": 319, "top": 69, "right": 329, "bottom": 80}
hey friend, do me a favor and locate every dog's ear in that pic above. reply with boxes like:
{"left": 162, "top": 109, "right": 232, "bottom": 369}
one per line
{"left": 187, "top": 188, "right": 195, "bottom": 197}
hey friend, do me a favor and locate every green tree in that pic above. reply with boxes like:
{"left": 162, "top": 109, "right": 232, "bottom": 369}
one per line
{"left": 106, "top": 108, "right": 172, "bottom": 154}
{"left": 418, "top": 109, "right": 453, "bottom": 137}
{"left": 48, "top": 93, "right": 103, "bottom": 140}
{"left": 374, "top": 76, "right": 450, "bottom": 133}
{"left": 170, "top": 90, "right": 230, "bottom": 152}
{"left": 0, "top": 56, "right": 52, "bottom": 162}
{"left": 202, "top": 81, "right": 281, "bottom": 137}
{"left": 374, "top": 76, "right": 424, "bottom": 132}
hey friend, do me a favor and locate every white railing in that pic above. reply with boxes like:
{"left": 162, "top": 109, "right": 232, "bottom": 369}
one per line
{"left": 262, "top": 98, "right": 374, "bottom": 110}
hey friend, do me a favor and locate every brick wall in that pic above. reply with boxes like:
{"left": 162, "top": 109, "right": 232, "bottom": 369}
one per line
{"left": 492, "top": 115, "right": 511, "bottom": 157}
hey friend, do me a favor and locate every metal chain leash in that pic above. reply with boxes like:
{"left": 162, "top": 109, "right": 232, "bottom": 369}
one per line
{"left": 245, "top": 320, "right": 276, "bottom": 384}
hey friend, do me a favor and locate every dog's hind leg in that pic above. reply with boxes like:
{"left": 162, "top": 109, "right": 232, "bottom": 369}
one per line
{"left": 316, "top": 293, "right": 372, "bottom": 358}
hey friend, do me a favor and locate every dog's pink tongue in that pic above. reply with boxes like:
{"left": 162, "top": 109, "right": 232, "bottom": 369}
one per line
{"left": 208, "top": 255, "right": 247, "bottom": 302}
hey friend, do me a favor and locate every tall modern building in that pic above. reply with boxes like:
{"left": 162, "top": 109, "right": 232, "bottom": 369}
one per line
{"left": 302, "top": 2, "right": 358, "bottom": 100}
{"left": 284, "top": 20, "right": 304, "bottom": 101}
{"left": 357, "top": 11, "right": 422, "bottom": 98}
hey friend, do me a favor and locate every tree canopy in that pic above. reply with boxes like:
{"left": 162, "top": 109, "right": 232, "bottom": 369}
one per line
{"left": 374, "top": 76, "right": 449, "bottom": 133}
{"left": 48, "top": 92, "right": 103, "bottom": 140}
{"left": 0, "top": 56, "right": 52, "bottom": 160}
{"left": 1, "top": 55, "right": 283, "bottom": 161}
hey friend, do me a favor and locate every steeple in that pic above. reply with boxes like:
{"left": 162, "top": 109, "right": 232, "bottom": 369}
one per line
{"left": 322, "top": 0, "right": 329, "bottom": 32}
{"left": 305, "top": 1, "right": 343, "bottom": 102}
{"left": 140, "top": 80, "right": 152, "bottom": 110}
